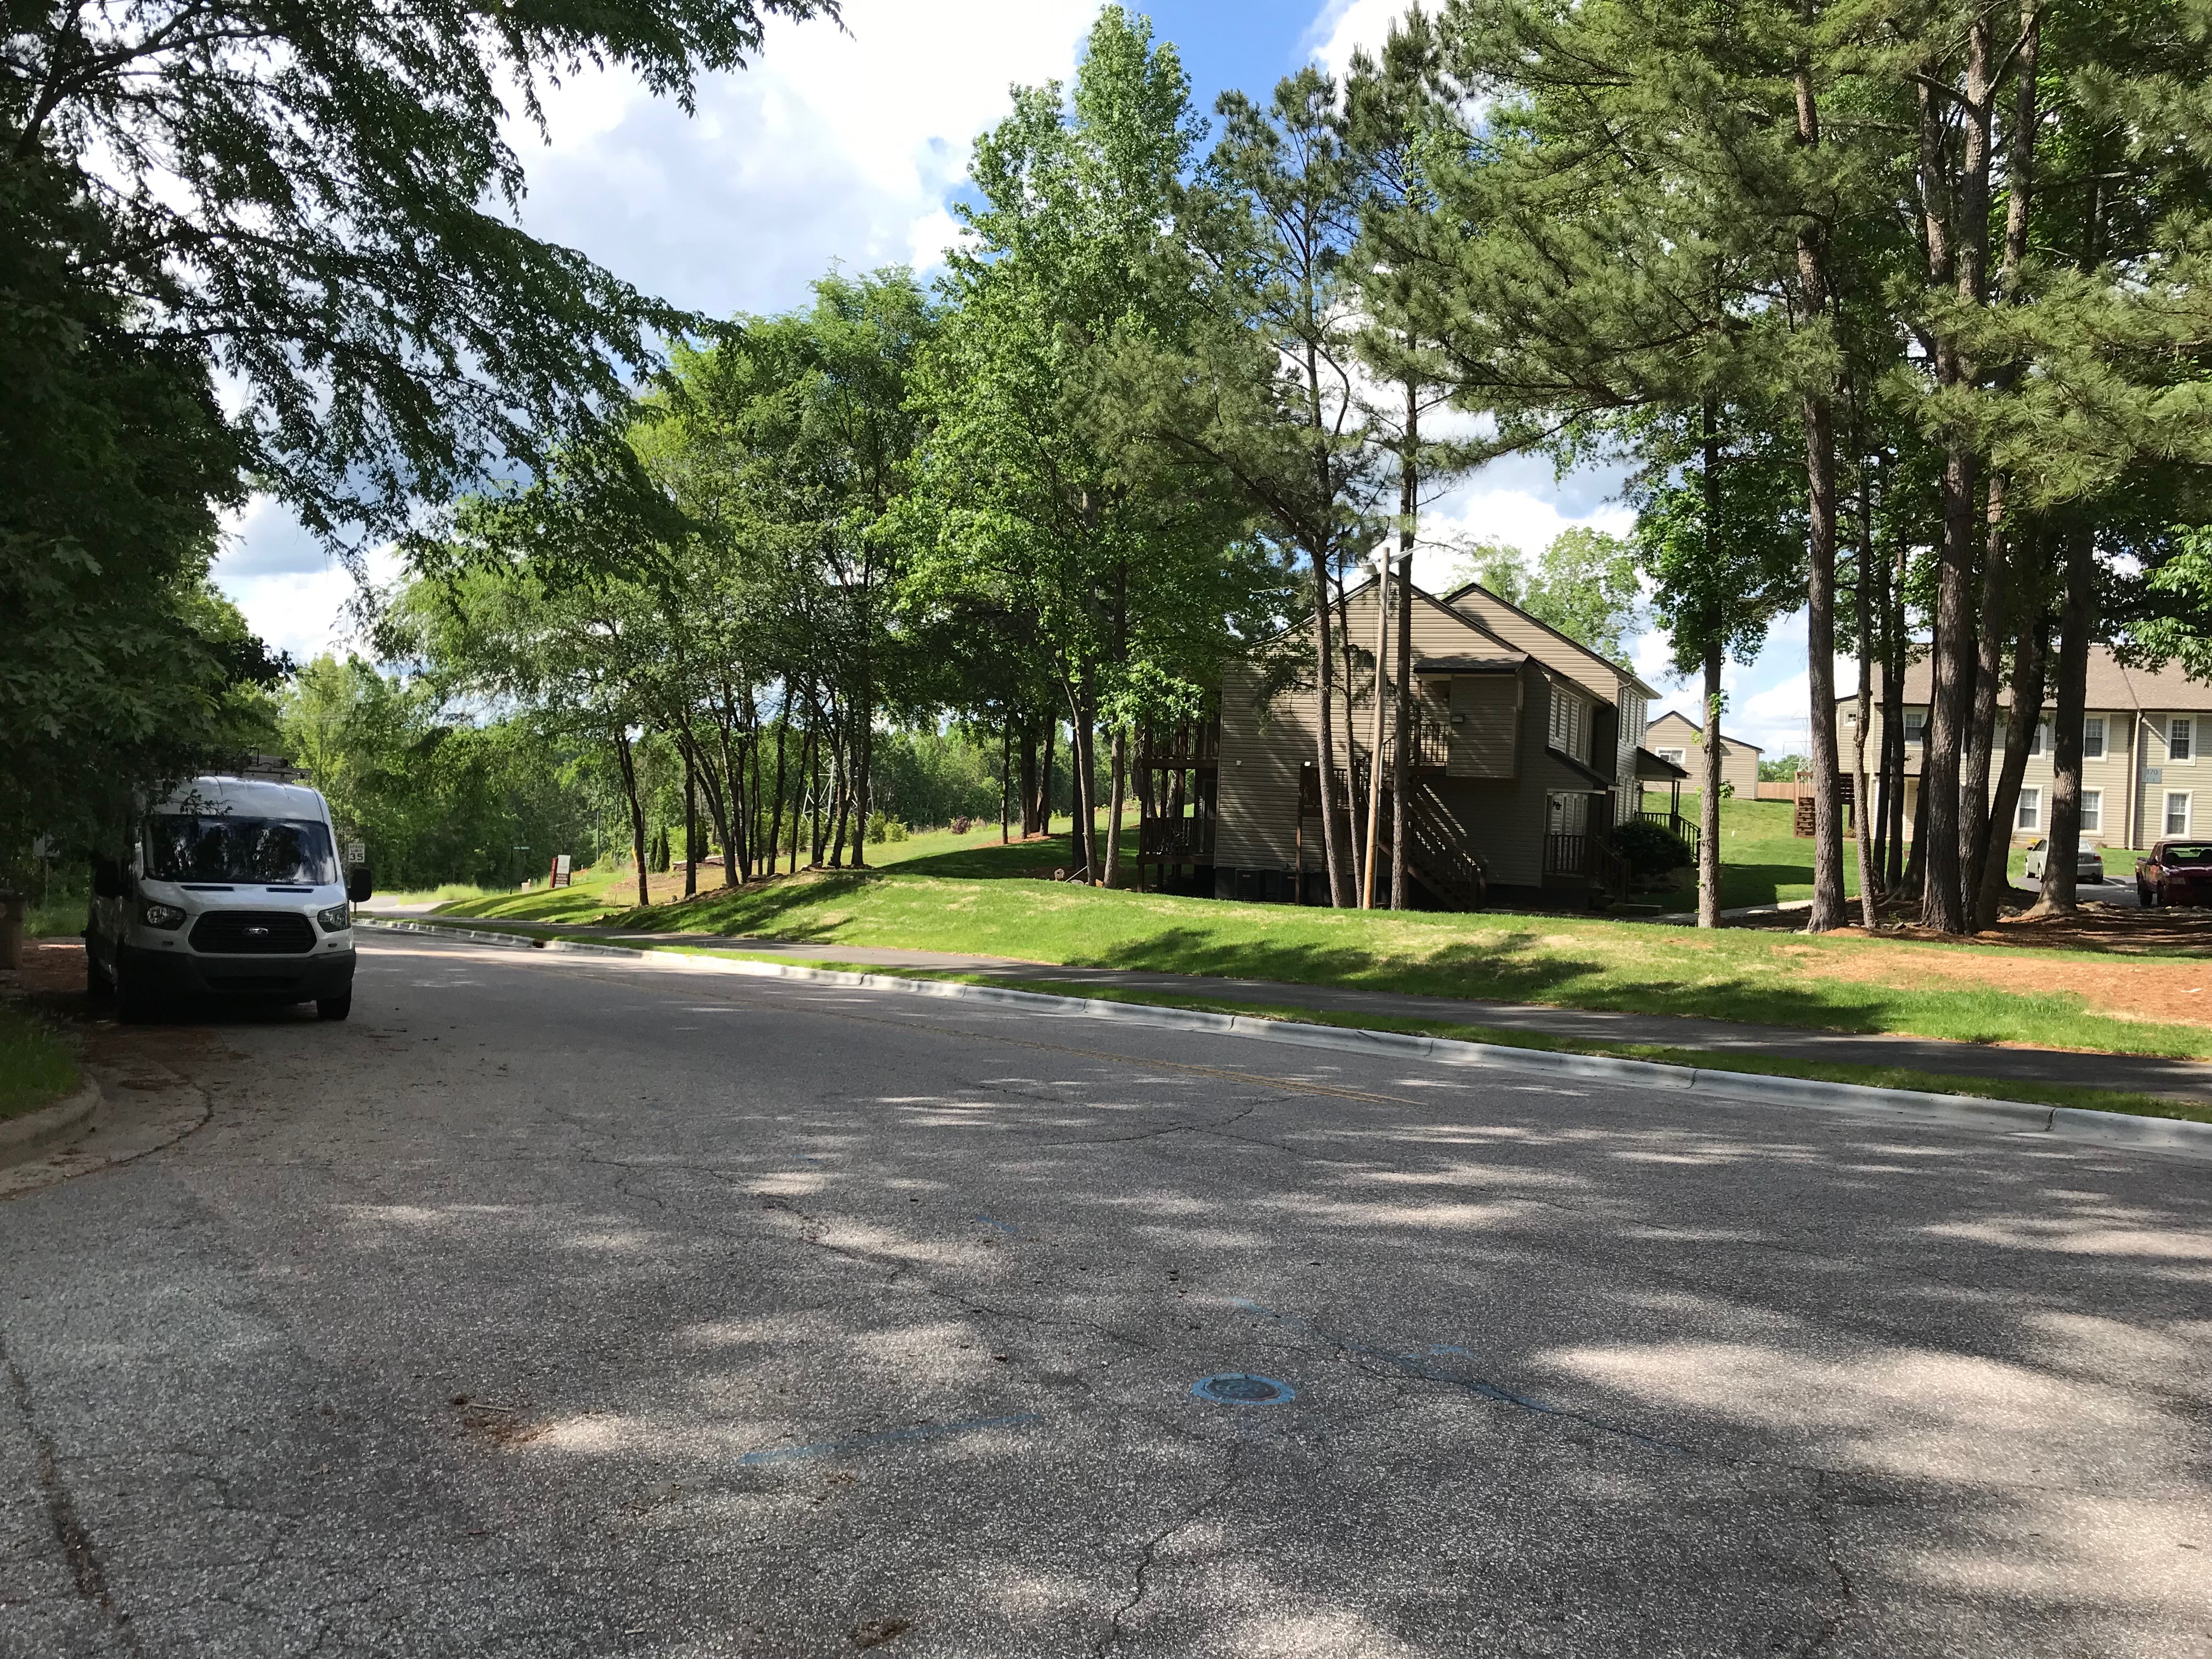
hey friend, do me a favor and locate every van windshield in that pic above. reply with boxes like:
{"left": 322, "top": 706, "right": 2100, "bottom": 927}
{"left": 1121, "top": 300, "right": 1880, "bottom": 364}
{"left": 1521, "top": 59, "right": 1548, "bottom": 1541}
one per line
{"left": 145, "top": 816, "right": 338, "bottom": 885}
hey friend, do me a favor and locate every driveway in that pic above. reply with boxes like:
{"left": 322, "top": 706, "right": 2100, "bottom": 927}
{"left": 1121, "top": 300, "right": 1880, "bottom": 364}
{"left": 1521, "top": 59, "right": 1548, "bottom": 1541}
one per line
{"left": 2, "top": 934, "right": 2207, "bottom": 1658}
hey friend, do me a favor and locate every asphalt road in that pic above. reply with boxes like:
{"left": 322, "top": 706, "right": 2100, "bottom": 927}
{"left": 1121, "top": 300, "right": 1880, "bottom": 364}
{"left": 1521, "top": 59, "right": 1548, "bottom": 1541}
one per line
{"left": 2, "top": 934, "right": 2209, "bottom": 1659}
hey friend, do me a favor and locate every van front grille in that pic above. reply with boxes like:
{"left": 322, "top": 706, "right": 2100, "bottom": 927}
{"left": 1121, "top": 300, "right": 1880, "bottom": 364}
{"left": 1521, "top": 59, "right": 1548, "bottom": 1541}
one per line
{"left": 189, "top": 911, "right": 316, "bottom": 955}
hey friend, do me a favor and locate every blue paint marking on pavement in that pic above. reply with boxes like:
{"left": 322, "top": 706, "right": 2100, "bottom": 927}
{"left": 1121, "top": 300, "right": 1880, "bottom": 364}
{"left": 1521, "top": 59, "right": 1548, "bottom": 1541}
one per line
{"left": 1228, "top": 1297, "right": 1684, "bottom": 1455}
{"left": 1192, "top": 1372, "right": 1297, "bottom": 1406}
{"left": 976, "top": 1216, "right": 1019, "bottom": 1237}
{"left": 739, "top": 1412, "right": 1043, "bottom": 1466}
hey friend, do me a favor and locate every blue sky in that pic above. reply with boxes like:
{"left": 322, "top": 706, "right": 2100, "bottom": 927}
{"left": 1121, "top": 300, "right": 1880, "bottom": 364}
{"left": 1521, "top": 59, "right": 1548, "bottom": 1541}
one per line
{"left": 213, "top": 0, "right": 1815, "bottom": 756}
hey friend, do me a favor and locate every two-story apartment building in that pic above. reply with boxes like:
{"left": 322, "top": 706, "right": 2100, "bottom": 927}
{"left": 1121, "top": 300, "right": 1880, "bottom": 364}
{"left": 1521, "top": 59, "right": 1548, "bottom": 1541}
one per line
{"left": 1644, "top": 711, "right": 1763, "bottom": 798}
{"left": 1176, "top": 577, "right": 1668, "bottom": 908}
{"left": 1840, "top": 648, "right": 2212, "bottom": 848}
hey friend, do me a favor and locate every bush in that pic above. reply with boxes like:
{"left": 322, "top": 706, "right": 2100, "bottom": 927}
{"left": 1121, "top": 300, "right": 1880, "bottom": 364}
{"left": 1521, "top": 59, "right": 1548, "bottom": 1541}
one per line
{"left": 866, "top": 811, "right": 909, "bottom": 845}
{"left": 1609, "top": 818, "right": 1692, "bottom": 877}
{"left": 951, "top": 816, "right": 973, "bottom": 834}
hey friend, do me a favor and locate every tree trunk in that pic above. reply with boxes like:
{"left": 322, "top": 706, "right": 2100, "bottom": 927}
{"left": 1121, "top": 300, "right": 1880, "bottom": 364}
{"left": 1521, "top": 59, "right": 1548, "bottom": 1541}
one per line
{"left": 1919, "top": 18, "right": 1995, "bottom": 933}
{"left": 684, "top": 749, "right": 697, "bottom": 899}
{"left": 616, "top": 729, "right": 648, "bottom": 909}
{"left": 1976, "top": 603, "right": 2049, "bottom": 930}
{"left": 765, "top": 697, "right": 789, "bottom": 879}
{"left": 1390, "top": 374, "right": 1419, "bottom": 909}
{"left": 1853, "top": 462, "right": 1880, "bottom": 932}
{"left": 1103, "top": 727, "right": 1127, "bottom": 888}
{"left": 1001, "top": 721, "right": 1012, "bottom": 844}
{"left": 2032, "top": 523, "right": 2095, "bottom": 917}
{"left": 1961, "top": 481, "right": 2008, "bottom": 908}
{"left": 1039, "top": 721, "right": 1056, "bottom": 838}
{"left": 1309, "top": 548, "right": 1350, "bottom": 907}
{"left": 1882, "top": 524, "right": 1910, "bottom": 893}
{"left": 1795, "top": 53, "right": 1847, "bottom": 933}
{"left": 1359, "top": 560, "right": 1386, "bottom": 907}
{"left": 850, "top": 695, "right": 873, "bottom": 871}
{"left": 1699, "top": 642, "right": 1725, "bottom": 929}
{"left": 1697, "top": 397, "right": 1724, "bottom": 930}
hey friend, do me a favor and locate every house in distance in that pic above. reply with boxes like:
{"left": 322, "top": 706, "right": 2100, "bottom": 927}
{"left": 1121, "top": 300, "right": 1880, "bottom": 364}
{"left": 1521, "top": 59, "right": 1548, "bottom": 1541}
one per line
{"left": 1644, "top": 710, "right": 1763, "bottom": 799}
{"left": 1137, "top": 579, "right": 1686, "bottom": 909}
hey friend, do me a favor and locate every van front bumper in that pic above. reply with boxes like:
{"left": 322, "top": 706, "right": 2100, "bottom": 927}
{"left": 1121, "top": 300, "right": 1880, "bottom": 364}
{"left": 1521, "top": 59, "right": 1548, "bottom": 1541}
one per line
{"left": 121, "top": 941, "right": 356, "bottom": 1002}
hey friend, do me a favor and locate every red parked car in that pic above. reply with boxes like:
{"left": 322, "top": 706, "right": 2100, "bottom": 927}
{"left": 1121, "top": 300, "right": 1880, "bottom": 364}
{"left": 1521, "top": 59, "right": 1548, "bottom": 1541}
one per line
{"left": 2136, "top": 841, "right": 2212, "bottom": 907}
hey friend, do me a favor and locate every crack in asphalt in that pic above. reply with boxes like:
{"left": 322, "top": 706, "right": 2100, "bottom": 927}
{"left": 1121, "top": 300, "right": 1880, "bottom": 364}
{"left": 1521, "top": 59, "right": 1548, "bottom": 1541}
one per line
{"left": 4, "top": 1340, "right": 147, "bottom": 1655}
{"left": 1792, "top": 1470, "right": 1857, "bottom": 1657}
{"left": 1094, "top": 1448, "right": 1249, "bottom": 1657}
{"left": 1227, "top": 1296, "right": 1695, "bottom": 1458}
{"left": 753, "top": 1193, "right": 1163, "bottom": 1355}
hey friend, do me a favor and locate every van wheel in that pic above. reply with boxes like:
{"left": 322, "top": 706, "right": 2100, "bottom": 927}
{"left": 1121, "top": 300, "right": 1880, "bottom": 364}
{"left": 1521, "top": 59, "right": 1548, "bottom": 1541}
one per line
{"left": 86, "top": 949, "right": 112, "bottom": 1001}
{"left": 115, "top": 960, "right": 160, "bottom": 1024}
{"left": 316, "top": 994, "right": 352, "bottom": 1022}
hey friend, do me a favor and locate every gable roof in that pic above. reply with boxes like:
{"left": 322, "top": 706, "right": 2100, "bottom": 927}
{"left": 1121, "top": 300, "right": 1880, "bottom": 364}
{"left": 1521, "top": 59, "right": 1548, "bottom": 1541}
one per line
{"left": 1646, "top": 709, "right": 1762, "bottom": 753}
{"left": 1439, "top": 580, "right": 1658, "bottom": 700}
{"left": 1843, "top": 645, "right": 2212, "bottom": 713}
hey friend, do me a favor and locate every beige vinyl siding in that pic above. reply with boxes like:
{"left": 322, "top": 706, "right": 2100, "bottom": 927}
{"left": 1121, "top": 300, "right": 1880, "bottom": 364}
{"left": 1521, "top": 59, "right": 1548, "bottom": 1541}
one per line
{"left": 1450, "top": 586, "right": 1623, "bottom": 702}
{"left": 1447, "top": 674, "right": 1520, "bottom": 777}
{"left": 1843, "top": 704, "right": 2143, "bottom": 846}
{"left": 1216, "top": 582, "right": 1523, "bottom": 874}
{"left": 1215, "top": 659, "right": 1309, "bottom": 871}
{"left": 1646, "top": 711, "right": 1761, "bottom": 798}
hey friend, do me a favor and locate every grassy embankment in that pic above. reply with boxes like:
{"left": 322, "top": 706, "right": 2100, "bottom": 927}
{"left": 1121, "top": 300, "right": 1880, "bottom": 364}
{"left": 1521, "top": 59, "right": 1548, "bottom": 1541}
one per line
{"left": 1656, "top": 795, "right": 2147, "bottom": 911}
{"left": 0, "top": 1005, "right": 80, "bottom": 1120}
{"left": 422, "top": 813, "right": 2212, "bottom": 1070}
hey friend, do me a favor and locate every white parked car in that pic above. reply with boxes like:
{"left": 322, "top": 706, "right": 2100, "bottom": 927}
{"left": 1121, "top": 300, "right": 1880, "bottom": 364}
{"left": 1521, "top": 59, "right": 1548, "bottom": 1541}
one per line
{"left": 85, "top": 775, "right": 371, "bottom": 1022}
{"left": 2022, "top": 839, "right": 2104, "bottom": 884}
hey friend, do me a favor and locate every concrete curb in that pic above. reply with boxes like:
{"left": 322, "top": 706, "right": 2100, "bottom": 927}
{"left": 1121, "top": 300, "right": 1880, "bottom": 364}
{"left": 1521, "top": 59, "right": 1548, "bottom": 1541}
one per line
{"left": 358, "top": 918, "right": 2212, "bottom": 1160}
{"left": 0, "top": 1077, "right": 100, "bottom": 1165}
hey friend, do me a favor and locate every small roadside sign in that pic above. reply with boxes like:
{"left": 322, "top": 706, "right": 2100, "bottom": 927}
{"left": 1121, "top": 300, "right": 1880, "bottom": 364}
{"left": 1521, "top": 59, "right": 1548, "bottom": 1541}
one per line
{"left": 550, "top": 853, "right": 573, "bottom": 888}
{"left": 345, "top": 840, "right": 366, "bottom": 867}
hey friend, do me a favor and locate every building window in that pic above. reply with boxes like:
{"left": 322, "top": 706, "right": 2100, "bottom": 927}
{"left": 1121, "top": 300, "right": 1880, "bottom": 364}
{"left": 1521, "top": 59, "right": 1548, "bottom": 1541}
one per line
{"left": 1903, "top": 708, "right": 1927, "bottom": 746}
{"left": 2025, "top": 719, "right": 2051, "bottom": 756}
{"left": 1656, "top": 747, "right": 1685, "bottom": 766}
{"left": 2084, "top": 717, "right": 2106, "bottom": 760}
{"left": 2081, "top": 789, "right": 2102, "bottom": 834}
{"left": 2167, "top": 792, "right": 2191, "bottom": 837}
{"left": 1549, "top": 686, "right": 1589, "bottom": 761}
{"left": 2016, "top": 788, "right": 2042, "bottom": 831}
{"left": 2171, "top": 718, "right": 2192, "bottom": 761}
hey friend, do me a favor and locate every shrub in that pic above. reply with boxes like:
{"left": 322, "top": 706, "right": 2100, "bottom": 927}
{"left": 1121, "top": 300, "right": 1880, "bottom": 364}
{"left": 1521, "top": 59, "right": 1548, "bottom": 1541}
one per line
{"left": 951, "top": 816, "right": 973, "bottom": 834}
{"left": 866, "top": 812, "right": 909, "bottom": 844}
{"left": 1609, "top": 818, "right": 1692, "bottom": 877}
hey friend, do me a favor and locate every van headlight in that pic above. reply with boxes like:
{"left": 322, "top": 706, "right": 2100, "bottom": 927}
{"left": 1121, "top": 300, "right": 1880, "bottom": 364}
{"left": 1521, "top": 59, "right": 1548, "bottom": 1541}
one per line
{"left": 316, "top": 904, "right": 353, "bottom": 934}
{"left": 141, "top": 902, "right": 187, "bottom": 930}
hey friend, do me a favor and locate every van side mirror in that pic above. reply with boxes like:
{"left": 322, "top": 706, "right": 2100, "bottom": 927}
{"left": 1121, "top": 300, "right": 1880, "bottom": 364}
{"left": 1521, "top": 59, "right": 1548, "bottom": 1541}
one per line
{"left": 92, "top": 857, "right": 124, "bottom": 899}
{"left": 347, "top": 865, "right": 374, "bottom": 904}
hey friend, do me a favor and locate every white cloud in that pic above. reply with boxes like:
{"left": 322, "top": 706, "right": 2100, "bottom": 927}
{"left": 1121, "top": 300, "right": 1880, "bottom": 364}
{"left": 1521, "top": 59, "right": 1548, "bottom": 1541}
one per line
{"left": 498, "top": 1, "right": 1097, "bottom": 317}
{"left": 216, "top": 2, "right": 1098, "bottom": 657}
{"left": 1306, "top": 0, "right": 1407, "bottom": 75}
{"left": 215, "top": 544, "right": 401, "bottom": 667}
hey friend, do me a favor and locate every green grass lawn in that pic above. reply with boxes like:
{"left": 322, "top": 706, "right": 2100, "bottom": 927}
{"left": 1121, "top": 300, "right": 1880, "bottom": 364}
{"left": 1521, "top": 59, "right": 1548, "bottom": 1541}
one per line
{"left": 428, "top": 842, "right": 2212, "bottom": 1062}
{"left": 1650, "top": 796, "right": 2146, "bottom": 910}
{"left": 0, "top": 1004, "right": 80, "bottom": 1120}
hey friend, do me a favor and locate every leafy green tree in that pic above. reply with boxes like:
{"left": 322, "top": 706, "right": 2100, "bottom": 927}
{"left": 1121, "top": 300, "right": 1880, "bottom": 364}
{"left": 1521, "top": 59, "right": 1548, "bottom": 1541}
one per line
{"left": 910, "top": 8, "right": 1263, "bottom": 887}
{"left": 6, "top": 0, "right": 836, "bottom": 539}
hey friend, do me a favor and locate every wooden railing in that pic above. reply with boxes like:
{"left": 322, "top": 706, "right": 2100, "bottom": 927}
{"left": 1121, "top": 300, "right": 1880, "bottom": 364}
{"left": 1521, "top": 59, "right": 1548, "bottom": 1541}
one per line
{"left": 1545, "top": 831, "right": 1630, "bottom": 899}
{"left": 1138, "top": 813, "right": 1215, "bottom": 860}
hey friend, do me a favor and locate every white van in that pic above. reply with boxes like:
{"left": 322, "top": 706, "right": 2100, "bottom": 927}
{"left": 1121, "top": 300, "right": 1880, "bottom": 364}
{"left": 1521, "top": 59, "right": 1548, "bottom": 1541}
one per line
{"left": 86, "top": 776, "right": 371, "bottom": 1022}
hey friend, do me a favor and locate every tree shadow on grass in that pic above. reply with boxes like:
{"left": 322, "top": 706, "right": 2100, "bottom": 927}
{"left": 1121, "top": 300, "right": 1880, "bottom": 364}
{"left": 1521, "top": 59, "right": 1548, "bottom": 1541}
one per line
{"left": 1069, "top": 924, "right": 1908, "bottom": 1037}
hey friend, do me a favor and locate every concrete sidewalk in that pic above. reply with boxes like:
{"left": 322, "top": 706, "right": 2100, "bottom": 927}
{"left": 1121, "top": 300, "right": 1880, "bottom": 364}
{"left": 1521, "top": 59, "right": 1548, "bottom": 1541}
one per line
{"left": 360, "top": 910, "right": 2212, "bottom": 1104}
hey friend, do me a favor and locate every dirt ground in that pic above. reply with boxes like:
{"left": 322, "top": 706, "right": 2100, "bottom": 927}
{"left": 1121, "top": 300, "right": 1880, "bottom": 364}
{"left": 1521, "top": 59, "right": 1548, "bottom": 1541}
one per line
{"left": 7, "top": 939, "right": 254, "bottom": 1081}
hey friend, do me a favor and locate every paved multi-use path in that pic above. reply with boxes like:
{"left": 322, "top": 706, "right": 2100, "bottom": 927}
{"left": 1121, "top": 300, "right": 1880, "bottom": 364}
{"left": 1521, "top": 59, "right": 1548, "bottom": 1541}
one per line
{"left": 2, "top": 932, "right": 2207, "bottom": 1657}
{"left": 372, "top": 912, "right": 2212, "bottom": 1104}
